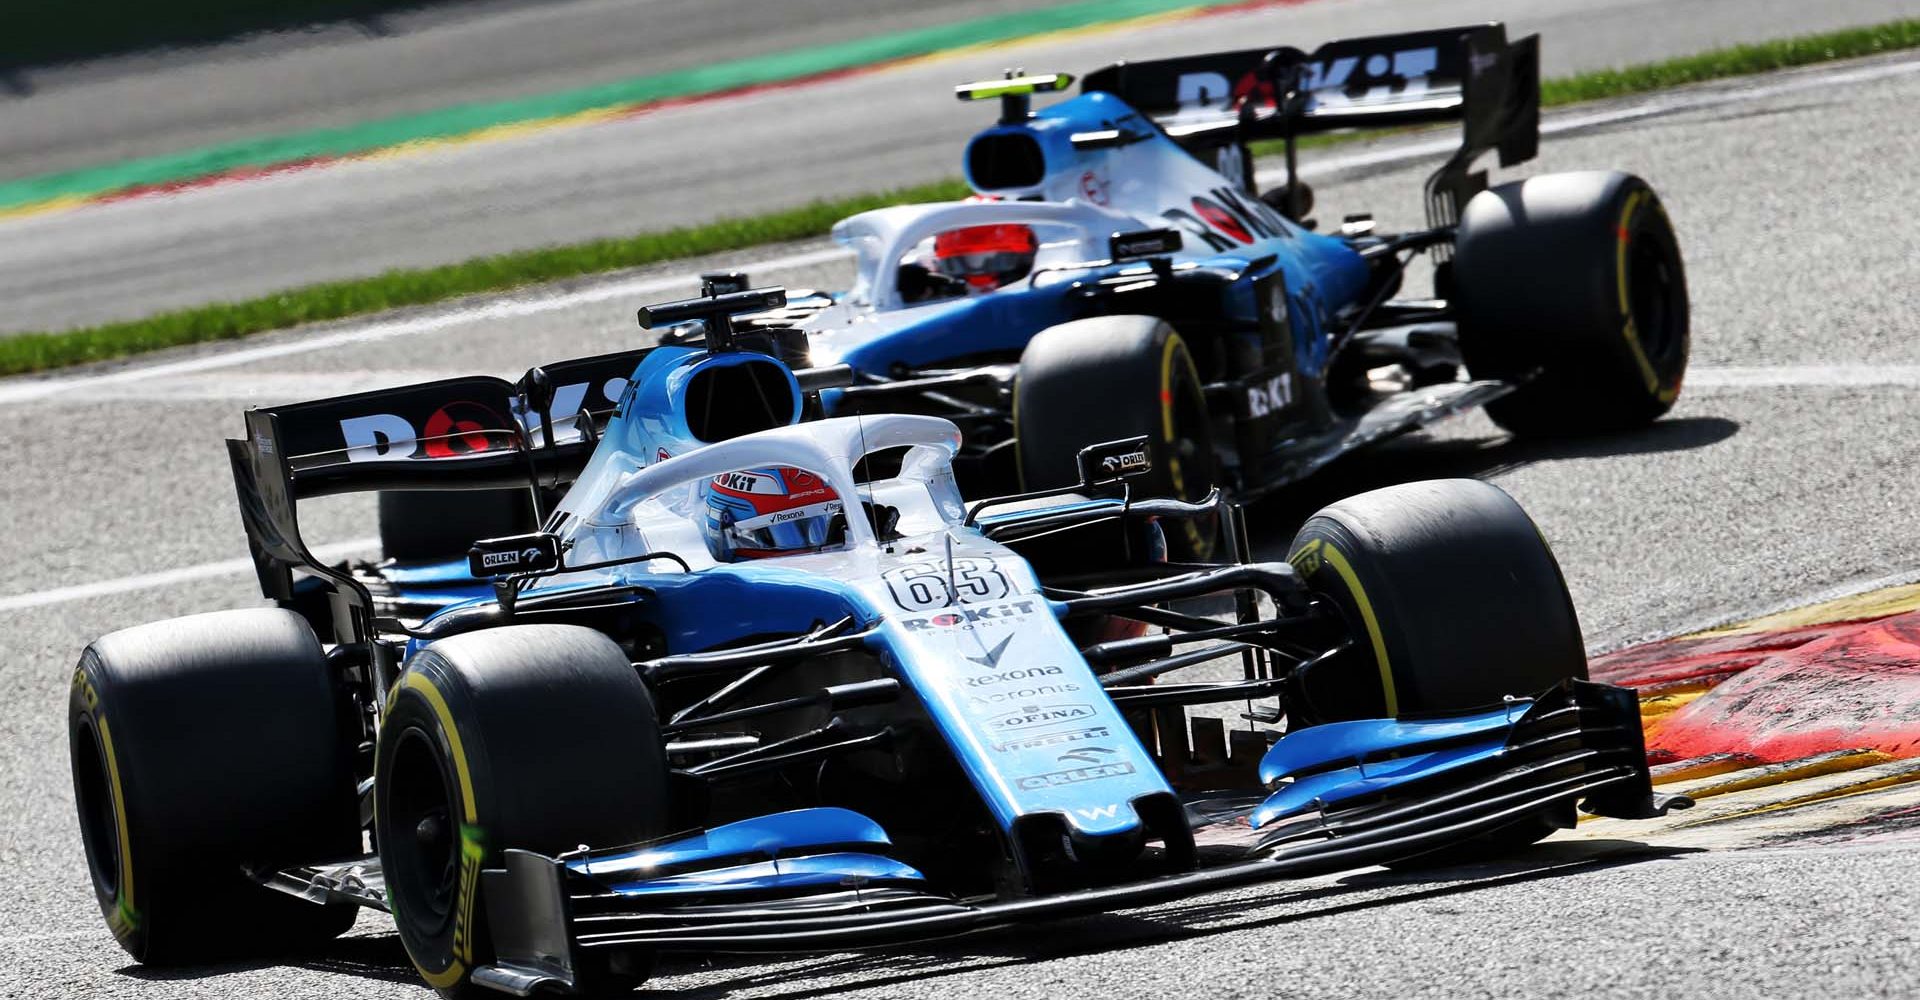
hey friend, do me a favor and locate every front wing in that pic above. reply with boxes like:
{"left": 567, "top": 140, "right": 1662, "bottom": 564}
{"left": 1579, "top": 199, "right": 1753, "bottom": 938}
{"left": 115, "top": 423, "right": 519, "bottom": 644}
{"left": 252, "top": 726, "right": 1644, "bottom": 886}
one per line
{"left": 469, "top": 681, "right": 1685, "bottom": 995}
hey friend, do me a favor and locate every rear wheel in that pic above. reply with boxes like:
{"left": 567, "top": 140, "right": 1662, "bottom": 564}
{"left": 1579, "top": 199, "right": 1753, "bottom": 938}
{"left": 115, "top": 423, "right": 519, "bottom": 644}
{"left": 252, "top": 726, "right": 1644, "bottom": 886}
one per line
{"left": 68, "top": 608, "right": 360, "bottom": 964}
{"left": 1286, "top": 479, "right": 1588, "bottom": 859}
{"left": 376, "top": 624, "right": 670, "bottom": 997}
{"left": 1014, "top": 315, "right": 1218, "bottom": 561}
{"left": 1453, "top": 171, "right": 1689, "bottom": 436}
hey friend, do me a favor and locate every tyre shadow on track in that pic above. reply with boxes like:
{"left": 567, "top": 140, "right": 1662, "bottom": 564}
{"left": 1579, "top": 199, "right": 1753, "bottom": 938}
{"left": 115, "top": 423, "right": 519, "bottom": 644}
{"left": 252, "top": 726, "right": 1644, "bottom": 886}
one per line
{"left": 652, "top": 840, "right": 1699, "bottom": 1000}
{"left": 1245, "top": 415, "right": 1742, "bottom": 552}
{"left": 114, "top": 931, "right": 427, "bottom": 987}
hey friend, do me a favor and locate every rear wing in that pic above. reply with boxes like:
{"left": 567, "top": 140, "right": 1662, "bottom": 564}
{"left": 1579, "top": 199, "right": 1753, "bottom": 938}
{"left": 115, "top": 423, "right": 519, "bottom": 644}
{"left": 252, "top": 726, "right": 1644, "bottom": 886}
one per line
{"left": 1081, "top": 22, "right": 1539, "bottom": 228}
{"left": 226, "top": 348, "right": 651, "bottom": 633}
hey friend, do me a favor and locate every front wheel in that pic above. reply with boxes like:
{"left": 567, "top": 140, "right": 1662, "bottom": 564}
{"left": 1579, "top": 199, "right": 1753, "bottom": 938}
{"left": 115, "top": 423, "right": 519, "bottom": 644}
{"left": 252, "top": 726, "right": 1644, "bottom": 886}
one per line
{"left": 1453, "top": 171, "right": 1689, "bottom": 436}
{"left": 376, "top": 624, "right": 670, "bottom": 997}
{"left": 1286, "top": 479, "right": 1589, "bottom": 860}
{"left": 1014, "top": 315, "right": 1218, "bottom": 561}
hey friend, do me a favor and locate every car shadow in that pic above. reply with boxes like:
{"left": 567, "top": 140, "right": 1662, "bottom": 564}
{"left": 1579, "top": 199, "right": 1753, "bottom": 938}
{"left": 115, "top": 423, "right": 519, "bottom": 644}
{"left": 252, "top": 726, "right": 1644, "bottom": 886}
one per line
{"left": 1246, "top": 414, "right": 1742, "bottom": 550}
{"left": 116, "top": 930, "right": 422, "bottom": 987}
{"left": 107, "top": 841, "right": 1692, "bottom": 996}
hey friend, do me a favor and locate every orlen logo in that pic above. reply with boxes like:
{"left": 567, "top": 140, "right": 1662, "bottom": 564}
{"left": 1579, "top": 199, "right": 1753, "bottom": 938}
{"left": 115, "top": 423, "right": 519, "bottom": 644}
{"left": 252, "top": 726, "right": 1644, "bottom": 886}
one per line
{"left": 989, "top": 703, "right": 1096, "bottom": 732}
{"left": 479, "top": 547, "right": 541, "bottom": 570}
{"left": 1102, "top": 449, "right": 1148, "bottom": 475}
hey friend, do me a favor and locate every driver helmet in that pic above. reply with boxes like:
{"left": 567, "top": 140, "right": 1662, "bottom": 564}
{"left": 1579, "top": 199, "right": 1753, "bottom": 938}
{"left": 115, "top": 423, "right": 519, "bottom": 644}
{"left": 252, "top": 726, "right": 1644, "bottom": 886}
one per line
{"left": 932, "top": 223, "right": 1037, "bottom": 292}
{"left": 702, "top": 467, "right": 845, "bottom": 561}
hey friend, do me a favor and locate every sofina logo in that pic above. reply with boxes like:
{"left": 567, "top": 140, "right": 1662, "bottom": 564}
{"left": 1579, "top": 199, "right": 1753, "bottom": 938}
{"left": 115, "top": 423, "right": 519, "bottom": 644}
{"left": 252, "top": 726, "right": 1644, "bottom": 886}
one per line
{"left": 988, "top": 703, "right": 1096, "bottom": 731}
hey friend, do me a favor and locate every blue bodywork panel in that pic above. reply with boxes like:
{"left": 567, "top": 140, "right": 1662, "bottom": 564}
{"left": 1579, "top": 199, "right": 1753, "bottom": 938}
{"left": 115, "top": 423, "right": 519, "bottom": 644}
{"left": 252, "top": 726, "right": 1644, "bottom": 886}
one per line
{"left": 1250, "top": 703, "right": 1528, "bottom": 827}
{"left": 568, "top": 808, "right": 928, "bottom": 897}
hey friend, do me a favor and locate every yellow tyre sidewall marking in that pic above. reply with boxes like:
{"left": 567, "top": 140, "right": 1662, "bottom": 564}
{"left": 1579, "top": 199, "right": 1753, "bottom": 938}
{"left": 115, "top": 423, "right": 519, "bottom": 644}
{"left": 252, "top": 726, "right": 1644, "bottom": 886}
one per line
{"left": 1615, "top": 189, "right": 1677, "bottom": 402}
{"left": 73, "top": 670, "right": 140, "bottom": 942}
{"left": 1291, "top": 538, "right": 1399, "bottom": 717}
{"left": 394, "top": 671, "right": 482, "bottom": 989}
{"left": 1159, "top": 332, "right": 1212, "bottom": 556}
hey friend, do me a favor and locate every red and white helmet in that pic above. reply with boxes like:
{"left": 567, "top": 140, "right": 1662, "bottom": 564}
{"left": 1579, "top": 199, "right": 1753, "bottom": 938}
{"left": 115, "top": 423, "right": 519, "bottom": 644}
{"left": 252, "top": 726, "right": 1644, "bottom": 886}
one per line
{"left": 701, "top": 467, "right": 845, "bottom": 561}
{"left": 932, "top": 223, "right": 1038, "bottom": 292}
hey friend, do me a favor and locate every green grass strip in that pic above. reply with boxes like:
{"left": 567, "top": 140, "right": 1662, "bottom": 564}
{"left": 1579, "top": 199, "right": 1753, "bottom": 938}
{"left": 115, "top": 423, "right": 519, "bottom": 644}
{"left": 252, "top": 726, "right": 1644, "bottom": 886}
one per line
{"left": 0, "top": 178, "right": 968, "bottom": 376}
{"left": 1541, "top": 18, "right": 1920, "bottom": 103}
{"left": 0, "top": 0, "right": 1244, "bottom": 213}
{"left": 8, "top": 17, "right": 1920, "bottom": 377}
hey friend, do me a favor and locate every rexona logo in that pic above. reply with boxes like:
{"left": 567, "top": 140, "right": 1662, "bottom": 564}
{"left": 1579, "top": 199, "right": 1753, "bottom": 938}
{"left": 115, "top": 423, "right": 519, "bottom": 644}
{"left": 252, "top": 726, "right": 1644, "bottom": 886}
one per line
{"left": 964, "top": 665, "right": 1064, "bottom": 688}
{"left": 901, "top": 598, "right": 1038, "bottom": 632}
{"left": 1015, "top": 761, "right": 1136, "bottom": 790}
{"left": 989, "top": 702, "right": 1096, "bottom": 732}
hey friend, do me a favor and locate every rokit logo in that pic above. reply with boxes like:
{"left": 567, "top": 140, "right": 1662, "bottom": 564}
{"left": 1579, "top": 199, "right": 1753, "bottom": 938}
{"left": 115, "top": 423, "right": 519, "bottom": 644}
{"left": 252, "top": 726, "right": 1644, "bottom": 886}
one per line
{"left": 715, "top": 470, "right": 780, "bottom": 493}
{"left": 1172, "top": 46, "right": 1441, "bottom": 116}
{"left": 1161, "top": 185, "right": 1290, "bottom": 252}
{"left": 337, "top": 377, "right": 626, "bottom": 462}
{"left": 900, "top": 598, "right": 1037, "bottom": 632}
{"left": 1246, "top": 373, "right": 1293, "bottom": 417}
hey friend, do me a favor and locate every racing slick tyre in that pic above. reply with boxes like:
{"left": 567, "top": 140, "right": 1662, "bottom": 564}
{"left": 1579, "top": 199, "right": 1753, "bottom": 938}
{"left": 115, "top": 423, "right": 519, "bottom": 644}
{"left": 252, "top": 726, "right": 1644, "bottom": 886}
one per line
{"left": 1453, "top": 171, "right": 1689, "bottom": 436}
{"left": 1014, "top": 315, "right": 1218, "bottom": 561}
{"left": 376, "top": 625, "right": 670, "bottom": 997}
{"left": 1286, "top": 479, "right": 1587, "bottom": 862}
{"left": 378, "top": 488, "right": 535, "bottom": 563}
{"left": 67, "top": 608, "right": 360, "bottom": 964}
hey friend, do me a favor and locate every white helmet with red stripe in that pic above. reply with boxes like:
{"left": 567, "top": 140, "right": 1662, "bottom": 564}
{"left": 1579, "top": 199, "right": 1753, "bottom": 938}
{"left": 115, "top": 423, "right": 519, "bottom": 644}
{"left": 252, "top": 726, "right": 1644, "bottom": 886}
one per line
{"left": 701, "top": 467, "right": 847, "bottom": 561}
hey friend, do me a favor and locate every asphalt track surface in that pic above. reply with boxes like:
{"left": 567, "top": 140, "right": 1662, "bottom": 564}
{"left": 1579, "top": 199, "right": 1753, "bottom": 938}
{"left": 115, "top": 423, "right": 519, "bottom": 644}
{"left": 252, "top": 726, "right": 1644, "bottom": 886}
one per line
{"left": 5, "top": 50, "right": 1920, "bottom": 998}
{"left": 6, "top": 0, "right": 1920, "bottom": 335}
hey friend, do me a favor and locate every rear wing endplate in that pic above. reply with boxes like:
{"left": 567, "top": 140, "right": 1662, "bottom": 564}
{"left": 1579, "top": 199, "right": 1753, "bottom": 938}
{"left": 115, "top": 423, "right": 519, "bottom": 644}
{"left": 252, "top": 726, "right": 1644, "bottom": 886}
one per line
{"left": 1082, "top": 22, "right": 1539, "bottom": 228}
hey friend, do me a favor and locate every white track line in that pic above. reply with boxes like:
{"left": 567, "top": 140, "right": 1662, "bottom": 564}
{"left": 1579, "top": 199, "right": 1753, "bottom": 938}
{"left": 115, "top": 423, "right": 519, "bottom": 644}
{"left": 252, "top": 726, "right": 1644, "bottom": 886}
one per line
{"left": 1685, "top": 364, "right": 1920, "bottom": 389}
{"left": 0, "top": 245, "right": 851, "bottom": 407}
{"left": 0, "top": 537, "right": 379, "bottom": 614}
{"left": 2, "top": 360, "right": 1910, "bottom": 613}
{"left": 6, "top": 56, "right": 1916, "bottom": 412}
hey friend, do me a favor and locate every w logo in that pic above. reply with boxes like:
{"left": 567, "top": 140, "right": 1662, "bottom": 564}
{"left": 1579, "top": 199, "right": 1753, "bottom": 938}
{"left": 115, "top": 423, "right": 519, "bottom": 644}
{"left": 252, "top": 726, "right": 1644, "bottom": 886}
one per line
{"left": 1075, "top": 805, "right": 1120, "bottom": 822}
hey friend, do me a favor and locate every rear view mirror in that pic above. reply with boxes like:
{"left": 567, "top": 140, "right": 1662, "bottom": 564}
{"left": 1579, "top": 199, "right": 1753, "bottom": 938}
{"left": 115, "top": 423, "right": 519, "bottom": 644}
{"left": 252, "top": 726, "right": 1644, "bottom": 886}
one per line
{"left": 1076, "top": 436, "right": 1152, "bottom": 488}
{"left": 467, "top": 532, "right": 562, "bottom": 578}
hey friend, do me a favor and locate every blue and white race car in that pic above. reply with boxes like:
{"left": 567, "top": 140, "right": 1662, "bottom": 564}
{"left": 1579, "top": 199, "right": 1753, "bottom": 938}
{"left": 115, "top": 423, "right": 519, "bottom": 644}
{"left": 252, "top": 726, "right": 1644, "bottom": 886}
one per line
{"left": 68, "top": 288, "right": 1685, "bottom": 995}
{"left": 725, "top": 23, "right": 1689, "bottom": 560}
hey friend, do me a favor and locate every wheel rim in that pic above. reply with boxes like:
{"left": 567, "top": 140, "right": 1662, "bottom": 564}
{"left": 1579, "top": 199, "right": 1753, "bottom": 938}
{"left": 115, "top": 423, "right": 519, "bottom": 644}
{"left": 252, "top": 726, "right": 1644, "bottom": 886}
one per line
{"left": 386, "top": 726, "right": 459, "bottom": 931}
{"left": 1627, "top": 220, "right": 1684, "bottom": 374}
{"left": 72, "top": 718, "right": 121, "bottom": 901}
